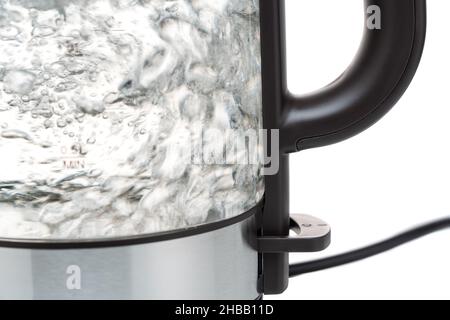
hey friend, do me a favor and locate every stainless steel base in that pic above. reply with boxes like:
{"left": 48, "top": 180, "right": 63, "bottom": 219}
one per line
{"left": 0, "top": 214, "right": 259, "bottom": 300}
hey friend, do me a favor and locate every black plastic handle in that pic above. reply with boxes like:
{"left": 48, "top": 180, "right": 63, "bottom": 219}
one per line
{"left": 259, "top": 0, "right": 427, "bottom": 295}
{"left": 281, "top": 0, "right": 427, "bottom": 153}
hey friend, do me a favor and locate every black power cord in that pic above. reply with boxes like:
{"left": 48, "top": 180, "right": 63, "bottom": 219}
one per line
{"left": 289, "top": 217, "right": 450, "bottom": 278}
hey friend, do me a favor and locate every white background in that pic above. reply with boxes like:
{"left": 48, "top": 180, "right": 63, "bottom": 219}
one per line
{"left": 270, "top": 0, "right": 450, "bottom": 300}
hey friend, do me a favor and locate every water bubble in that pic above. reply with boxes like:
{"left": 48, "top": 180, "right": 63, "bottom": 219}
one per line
{"left": 57, "top": 118, "right": 67, "bottom": 128}
{"left": 3, "top": 70, "right": 36, "bottom": 95}
{"left": 49, "top": 62, "right": 70, "bottom": 78}
{"left": 88, "top": 169, "right": 103, "bottom": 178}
{"left": 1, "top": 129, "right": 32, "bottom": 141}
{"left": 74, "top": 112, "right": 85, "bottom": 120}
{"left": 66, "top": 61, "right": 87, "bottom": 75}
{"left": 43, "top": 119, "right": 53, "bottom": 129}
{"left": 41, "top": 141, "right": 52, "bottom": 148}
{"left": 71, "top": 27, "right": 82, "bottom": 36}
{"left": 55, "top": 81, "right": 78, "bottom": 92}
{"left": 71, "top": 143, "right": 81, "bottom": 153}
{"left": 73, "top": 96, "right": 105, "bottom": 116}
{"left": 80, "top": 145, "right": 88, "bottom": 155}
{"left": 21, "top": 95, "right": 30, "bottom": 102}
{"left": 87, "top": 137, "right": 96, "bottom": 144}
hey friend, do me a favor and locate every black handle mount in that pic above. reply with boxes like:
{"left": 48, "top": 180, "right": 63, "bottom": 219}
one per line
{"left": 258, "top": 215, "right": 331, "bottom": 253}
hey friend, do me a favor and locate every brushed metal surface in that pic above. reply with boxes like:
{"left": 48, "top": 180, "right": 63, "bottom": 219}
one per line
{"left": 0, "top": 215, "right": 259, "bottom": 300}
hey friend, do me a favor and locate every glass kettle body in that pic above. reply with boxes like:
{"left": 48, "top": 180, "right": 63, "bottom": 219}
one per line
{"left": 0, "top": 0, "right": 264, "bottom": 239}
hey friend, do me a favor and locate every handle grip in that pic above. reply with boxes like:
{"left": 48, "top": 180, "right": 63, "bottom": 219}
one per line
{"left": 280, "top": 0, "right": 427, "bottom": 153}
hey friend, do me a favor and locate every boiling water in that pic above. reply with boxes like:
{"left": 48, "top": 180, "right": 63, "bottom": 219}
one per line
{"left": 0, "top": 0, "right": 264, "bottom": 239}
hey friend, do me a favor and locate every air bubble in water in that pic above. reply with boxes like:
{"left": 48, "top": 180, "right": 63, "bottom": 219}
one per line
{"left": 73, "top": 96, "right": 105, "bottom": 116}
{"left": 88, "top": 169, "right": 103, "bottom": 178}
{"left": 3, "top": 70, "right": 36, "bottom": 95}
{"left": 57, "top": 118, "right": 67, "bottom": 128}
{"left": 80, "top": 145, "right": 88, "bottom": 155}
{"left": 71, "top": 143, "right": 80, "bottom": 153}
{"left": 41, "top": 141, "right": 52, "bottom": 148}
{"left": 43, "top": 119, "right": 53, "bottom": 129}
{"left": 1, "top": 129, "right": 32, "bottom": 141}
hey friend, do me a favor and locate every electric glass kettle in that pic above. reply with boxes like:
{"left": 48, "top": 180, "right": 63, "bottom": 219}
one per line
{"left": 0, "top": 0, "right": 426, "bottom": 300}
